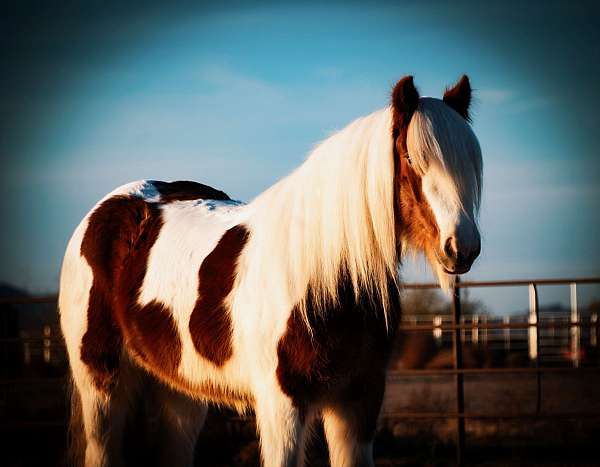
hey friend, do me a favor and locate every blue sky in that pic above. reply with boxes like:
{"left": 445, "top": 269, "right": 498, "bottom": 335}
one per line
{"left": 1, "top": 1, "right": 599, "bottom": 314}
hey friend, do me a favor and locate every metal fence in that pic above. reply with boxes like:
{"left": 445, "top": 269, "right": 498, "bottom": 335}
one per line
{"left": 1, "top": 277, "right": 599, "bottom": 466}
{"left": 389, "top": 276, "right": 600, "bottom": 465}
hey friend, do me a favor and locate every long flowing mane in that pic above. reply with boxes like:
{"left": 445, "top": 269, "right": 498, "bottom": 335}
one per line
{"left": 59, "top": 76, "right": 484, "bottom": 467}
{"left": 246, "top": 108, "right": 399, "bottom": 327}
{"left": 244, "top": 97, "right": 482, "bottom": 326}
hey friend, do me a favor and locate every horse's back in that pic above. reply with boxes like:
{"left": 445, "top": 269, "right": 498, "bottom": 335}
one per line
{"left": 59, "top": 179, "right": 244, "bottom": 392}
{"left": 94, "top": 179, "right": 231, "bottom": 205}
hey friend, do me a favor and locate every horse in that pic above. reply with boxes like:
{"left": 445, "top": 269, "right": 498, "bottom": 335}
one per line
{"left": 59, "top": 75, "right": 483, "bottom": 467}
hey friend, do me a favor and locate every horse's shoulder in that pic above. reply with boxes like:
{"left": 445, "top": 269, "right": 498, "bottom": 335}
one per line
{"left": 276, "top": 279, "right": 400, "bottom": 411}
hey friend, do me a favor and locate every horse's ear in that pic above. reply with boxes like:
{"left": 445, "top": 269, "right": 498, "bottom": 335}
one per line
{"left": 391, "top": 76, "right": 419, "bottom": 129}
{"left": 443, "top": 75, "right": 472, "bottom": 121}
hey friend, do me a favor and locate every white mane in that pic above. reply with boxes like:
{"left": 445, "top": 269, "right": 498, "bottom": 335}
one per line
{"left": 59, "top": 87, "right": 484, "bottom": 467}
{"left": 246, "top": 98, "right": 482, "bottom": 326}
{"left": 247, "top": 108, "right": 398, "bottom": 327}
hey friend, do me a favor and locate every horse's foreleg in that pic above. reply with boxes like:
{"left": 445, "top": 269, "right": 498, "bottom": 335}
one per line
{"left": 322, "top": 376, "right": 386, "bottom": 467}
{"left": 254, "top": 388, "right": 305, "bottom": 467}
{"left": 322, "top": 407, "right": 374, "bottom": 467}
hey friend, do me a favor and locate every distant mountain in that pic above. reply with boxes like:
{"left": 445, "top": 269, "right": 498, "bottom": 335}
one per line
{"left": 0, "top": 283, "right": 30, "bottom": 298}
{"left": 0, "top": 283, "right": 58, "bottom": 333}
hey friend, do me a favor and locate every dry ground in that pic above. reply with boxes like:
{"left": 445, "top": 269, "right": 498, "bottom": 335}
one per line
{"left": 2, "top": 371, "right": 599, "bottom": 466}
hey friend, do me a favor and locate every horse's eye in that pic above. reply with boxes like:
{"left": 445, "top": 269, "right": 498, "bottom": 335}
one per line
{"left": 404, "top": 154, "right": 412, "bottom": 165}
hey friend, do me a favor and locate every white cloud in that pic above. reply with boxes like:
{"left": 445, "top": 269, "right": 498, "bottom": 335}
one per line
{"left": 478, "top": 88, "right": 514, "bottom": 104}
{"left": 504, "top": 96, "right": 551, "bottom": 114}
{"left": 477, "top": 88, "right": 551, "bottom": 114}
{"left": 195, "top": 64, "right": 284, "bottom": 102}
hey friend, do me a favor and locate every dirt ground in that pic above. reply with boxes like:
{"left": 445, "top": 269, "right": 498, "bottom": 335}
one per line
{"left": 2, "top": 371, "right": 599, "bottom": 466}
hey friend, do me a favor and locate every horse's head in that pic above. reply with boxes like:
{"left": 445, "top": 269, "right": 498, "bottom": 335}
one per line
{"left": 391, "top": 75, "right": 482, "bottom": 280}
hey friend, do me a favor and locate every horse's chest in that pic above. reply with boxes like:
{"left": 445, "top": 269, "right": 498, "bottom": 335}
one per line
{"left": 276, "top": 292, "right": 400, "bottom": 411}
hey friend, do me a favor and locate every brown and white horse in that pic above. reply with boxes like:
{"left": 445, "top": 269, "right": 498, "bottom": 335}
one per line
{"left": 59, "top": 75, "right": 482, "bottom": 467}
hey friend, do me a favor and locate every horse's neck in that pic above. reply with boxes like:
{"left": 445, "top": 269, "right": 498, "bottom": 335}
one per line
{"left": 248, "top": 107, "right": 392, "bottom": 230}
{"left": 243, "top": 107, "right": 398, "bottom": 317}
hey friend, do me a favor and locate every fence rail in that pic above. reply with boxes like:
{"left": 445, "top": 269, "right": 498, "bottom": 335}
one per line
{"left": 1, "top": 276, "right": 600, "bottom": 466}
{"left": 398, "top": 276, "right": 600, "bottom": 465}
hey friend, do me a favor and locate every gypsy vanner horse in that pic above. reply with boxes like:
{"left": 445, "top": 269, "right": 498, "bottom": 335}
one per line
{"left": 59, "top": 75, "right": 483, "bottom": 467}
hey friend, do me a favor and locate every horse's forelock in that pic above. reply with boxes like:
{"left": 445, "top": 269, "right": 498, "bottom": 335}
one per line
{"left": 407, "top": 97, "right": 483, "bottom": 215}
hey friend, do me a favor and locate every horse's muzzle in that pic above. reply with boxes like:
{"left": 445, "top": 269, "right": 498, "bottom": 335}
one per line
{"left": 436, "top": 235, "right": 481, "bottom": 275}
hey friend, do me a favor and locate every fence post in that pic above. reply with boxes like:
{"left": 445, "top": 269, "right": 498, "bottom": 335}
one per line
{"left": 570, "top": 283, "right": 580, "bottom": 368}
{"left": 528, "top": 284, "right": 538, "bottom": 361}
{"left": 529, "top": 284, "right": 542, "bottom": 413}
{"left": 591, "top": 312, "right": 598, "bottom": 347}
{"left": 452, "top": 277, "right": 465, "bottom": 465}
{"left": 482, "top": 315, "right": 488, "bottom": 345}
{"left": 472, "top": 314, "right": 479, "bottom": 344}
{"left": 504, "top": 315, "right": 511, "bottom": 351}
{"left": 43, "top": 325, "right": 51, "bottom": 364}
{"left": 433, "top": 315, "right": 443, "bottom": 343}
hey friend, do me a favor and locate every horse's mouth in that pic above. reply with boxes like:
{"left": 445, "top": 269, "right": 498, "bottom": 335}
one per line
{"left": 442, "top": 264, "right": 471, "bottom": 275}
{"left": 435, "top": 252, "right": 472, "bottom": 275}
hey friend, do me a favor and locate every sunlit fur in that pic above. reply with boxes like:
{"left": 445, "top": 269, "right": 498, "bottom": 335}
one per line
{"left": 60, "top": 86, "right": 484, "bottom": 467}
{"left": 406, "top": 97, "right": 483, "bottom": 289}
{"left": 245, "top": 108, "right": 398, "bottom": 329}
{"left": 246, "top": 99, "right": 482, "bottom": 327}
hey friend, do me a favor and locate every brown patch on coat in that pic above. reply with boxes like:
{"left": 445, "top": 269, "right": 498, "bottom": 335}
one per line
{"left": 122, "top": 300, "right": 181, "bottom": 379}
{"left": 189, "top": 224, "right": 250, "bottom": 366}
{"left": 395, "top": 148, "right": 441, "bottom": 263}
{"left": 276, "top": 278, "right": 400, "bottom": 438}
{"left": 79, "top": 281, "right": 122, "bottom": 392}
{"left": 390, "top": 76, "right": 441, "bottom": 262}
{"left": 80, "top": 195, "right": 182, "bottom": 391}
{"left": 80, "top": 195, "right": 145, "bottom": 391}
{"left": 443, "top": 74, "right": 472, "bottom": 122}
{"left": 151, "top": 180, "right": 231, "bottom": 202}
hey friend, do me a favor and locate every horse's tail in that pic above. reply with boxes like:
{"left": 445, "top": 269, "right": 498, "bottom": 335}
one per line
{"left": 66, "top": 374, "right": 85, "bottom": 467}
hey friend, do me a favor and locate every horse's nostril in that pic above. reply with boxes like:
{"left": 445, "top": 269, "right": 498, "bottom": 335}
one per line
{"left": 465, "top": 242, "right": 480, "bottom": 265}
{"left": 444, "top": 237, "right": 456, "bottom": 259}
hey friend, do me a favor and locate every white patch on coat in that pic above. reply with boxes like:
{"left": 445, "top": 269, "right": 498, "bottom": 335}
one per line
{"left": 407, "top": 97, "right": 483, "bottom": 288}
{"left": 59, "top": 93, "right": 484, "bottom": 466}
{"left": 138, "top": 199, "right": 252, "bottom": 403}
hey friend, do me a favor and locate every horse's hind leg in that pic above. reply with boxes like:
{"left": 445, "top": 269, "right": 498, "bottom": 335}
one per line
{"left": 73, "top": 375, "right": 120, "bottom": 467}
{"left": 71, "top": 355, "right": 141, "bottom": 467}
{"left": 153, "top": 382, "right": 208, "bottom": 467}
